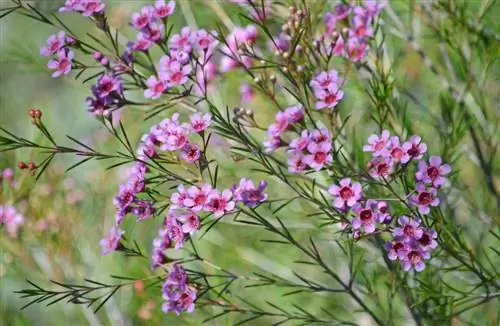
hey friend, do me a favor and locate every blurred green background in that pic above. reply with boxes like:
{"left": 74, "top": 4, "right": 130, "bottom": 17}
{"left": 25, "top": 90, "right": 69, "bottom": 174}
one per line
{"left": 1, "top": 1, "right": 499, "bottom": 325}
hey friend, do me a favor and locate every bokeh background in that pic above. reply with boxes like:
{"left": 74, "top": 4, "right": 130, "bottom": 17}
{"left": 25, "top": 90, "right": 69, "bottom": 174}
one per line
{"left": 1, "top": 1, "right": 499, "bottom": 325}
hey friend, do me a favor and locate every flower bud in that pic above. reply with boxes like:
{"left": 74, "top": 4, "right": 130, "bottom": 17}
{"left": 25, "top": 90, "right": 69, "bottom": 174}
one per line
{"left": 28, "top": 162, "right": 37, "bottom": 170}
{"left": 282, "top": 52, "right": 289, "bottom": 59}
{"left": 18, "top": 162, "right": 27, "bottom": 170}
{"left": 253, "top": 77, "right": 261, "bottom": 83}
{"left": 269, "top": 75, "right": 276, "bottom": 83}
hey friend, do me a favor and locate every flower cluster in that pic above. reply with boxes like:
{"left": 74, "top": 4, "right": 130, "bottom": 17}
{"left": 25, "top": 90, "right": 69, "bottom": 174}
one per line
{"left": 41, "top": 32, "right": 75, "bottom": 78}
{"left": 86, "top": 73, "right": 124, "bottom": 117}
{"left": 220, "top": 25, "right": 258, "bottom": 72}
{"left": 386, "top": 216, "right": 437, "bottom": 272}
{"left": 59, "top": 0, "right": 105, "bottom": 16}
{"left": 288, "top": 127, "right": 333, "bottom": 172}
{"left": 152, "top": 177, "right": 267, "bottom": 268}
{"left": 161, "top": 264, "right": 197, "bottom": 315}
{"left": 137, "top": 112, "right": 211, "bottom": 163}
{"left": 0, "top": 204, "right": 25, "bottom": 238}
{"left": 129, "top": 1, "right": 175, "bottom": 52}
{"left": 322, "top": 1, "right": 384, "bottom": 62}
{"left": 263, "top": 105, "right": 304, "bottom": 152}
{"left": 310, "top": 69, "right": 344, "bottom": 111}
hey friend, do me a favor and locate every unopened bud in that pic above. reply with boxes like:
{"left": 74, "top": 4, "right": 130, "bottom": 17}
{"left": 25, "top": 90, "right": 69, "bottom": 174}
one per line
{"left": 269, "top": 75, "right": 276, "bottom": 83}
{"left": 28, "top": 162, "right": 37, "bottom": 170}
{"left": 260, "top": 60, "right": 266, "bottom": 65}
{"left": 297, "top": 10, "right": 303, "bottom": 18}
{"left": 296, "top": 65, "right": 304, "bottom": 72}
{"left": 253, "top": 77, "right": 261, "bottom": 83}
{"left": 18, "top": 162, "right": 27, "bottom": 170}
{"left": 282, "top": 52, "right": 289, "bottom": 59}
{"left": 244, "top": 109, "right": 254, "bottom": 117}
{"left": 274, "top": 50, "right": 281, "bottom": 57}
{"left": 282, "top": 67, "right": 289, "bottom": 73}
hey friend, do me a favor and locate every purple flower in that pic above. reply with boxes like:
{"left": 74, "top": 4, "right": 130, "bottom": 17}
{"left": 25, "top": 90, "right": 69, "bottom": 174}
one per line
{"left": 190, "top": 113, "right": 211, "bottom": 133}
{"left": 267, "top": 111, "right": 290, "bottom": 137}
{"left": 130, "top": 6, "right": 155, "bottom": 30}
{"left": 47, "top": 49, "right": 73, "bottom": 78}
{"left": 367, "top": 156, "right": 394, "bottom": 179}
{"left": 363, "top": 130, "right": 391, "bottom": 157}
{"left": 171, "top": 184, "right": 189, "bottom": 209}
{"left": 303, "top": 141, "right": 332, "bottom": 171}
{"left": 410, "top": 183, "right": 440, "bottom": 215}
{"left": 40, "top": 31, "right": 68, "bottom": 56}
{"left": 402, "top": 135, "right": 427, "bottom": 160}
{"left": 328, "top": 178, "right": 363, "bottom": 208}
{"left": 161, "top": 264, "right": 197, "bottom": 315}
{"left": 284, "top": 105, "right": 304, "bottom": 123}
{"left": 204, "top": 189, "right": 235, "bottom": 217}
{"left": 161, "top": 61, "right": 192, "bottom": 87}
{"left": 310, "top": 70, "right": 339, "bottom": 92}
{"left": 191, "top": 29, "right": 218, "bottom": 53}
{"left": 96, "top": 74, "right": 122, "bottom": 98}
{"left": 180, "top": 142, "right": 201, "bottom": 163}
{"left": 184, "top": 183, "right": 212, "bottom": 211}
{"left": 289, "top": 130, "right": 310, "bottom": 152}
{"left": 385, "top": 238, "right": 406, "bottom": 261}
{"left": 287, "top": 152, "right": 307, "bottom": 173}
{"left": 314, "top": 83, "right": 344, "bottom": 110}
{"left": 329, "top": 35, "right": 346, "bottom": 57}
{"left": 415, "top": 156, "right": 451, "bottom": 187}
{"left": 178, "top": 211, "right": 201, "bottom": 235}
{"left": 60, "top": 0, "right": 105, "bottom": 16}
{"left": 400, "top": 243, "right": 429, "bottom": 272}
{"left": 417, "top": 228, "right": 438, "bottom": 251}
{"left": 346, "top": 37, "right": 368, "bottom": 62}
{"left": 393, "top": 216, "right": 423, "bottom": 242}
{"left": 233, "top": 178, "right": 268, "bottom": 207}
{"left": 154, "top": 0, "right": 176, "bottom": 18}
{"left": 143, "top": 22, "right": 165, "bottom": 42}
{"left": 99, "top": 226, "right": 124, "bottom": 255}
{"left": 131, "top": 199, "right": 154, "bottom": 222}
{"left": 133, "top": 33, "right": 154, "bottom": 52}
{"left": 170, "top": 27, "right": 192, "bottom": 53}
{"left": 352, "top": 199, "right": 378, "bottom": 234}
{"left": 263, "top": 136, "right": 282, "bottom": 153}
{"left": 144, "top": 75, "right": 168, "bottom": 99}
{"left": 165, "top": 212, "right": 185, "bottom": 249}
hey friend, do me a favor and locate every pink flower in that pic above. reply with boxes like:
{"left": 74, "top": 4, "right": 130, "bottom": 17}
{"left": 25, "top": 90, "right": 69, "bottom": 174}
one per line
{"left": 40, "top": 31, "right": 67, "bottom": 56}
{"left": 191, "top": 29, "right": 218, "bottom": 53}
{"left": 314, "top": 83, "right": 344, "bottom": 110}
{"left": 346, "top": 37, "right": 368, "bottom": 62}
{"left": 363, "top": 130, "right": 391, "bottom": 157}
{"left": 144, "top": 75, "right": 168, "bottom": 99}
{"left": 204, "top": 189, "right": 235, "bottom": 217}
{"left": 0, "top": 205, "right": 24, "bottom": 237}
{"left": 190, "top": 113, "right": 211, "bottom": 133}
{"left": 329, "top": 35, "right": 346, "bottom": 57}
{"left": 350, "top": 16, "right": 374, "bottom": 39}
{"left": 232, "top": 178, "right": 268, "bottom": 208}
{"left": 400, "top": 244, "right": 429, "bottom": 272}
{"left": 99, "top": 226, "right": 124, "bottom": 255}
{"left": 267, "top": 111, "right": 289, "bottom": 137}
{"left": 368, "top": 156, "right": 394, "bottom": 179}
{"left": 240, "top": 83, "right": 254, "bottom": 103}
{"left": 310, "top": 127, "right": 331, "bottom": 145}
{"left": 289, "top": 130, "right": 310, "bottom": 152}
{"left": 415, "top": 156, "right": 451, "bottom": 187}
{"left": 180, "top": 143, "right": 201, "bottom": 163}
{"left": 410, "top": 183, "right": 440, "bottom": 215}
{"left": 184, "top": 183, "right": 212, "bottom": 211}
{"left": 310, "top": 70, "right": 339, "bottom": 92}
{"left": 284, "top": 105, "right": 304, "bottom": 123}
{"left": 386, "top": 238, "right": 406, "bottom": 261}
{"left": 161, "top": 61, "right": 192, "bottom": 87}
{"left": 96, "top": 74, "right": 122, "bottom": 98}
{"left": 287, "top": 152, "right": 307, "bottom": 173}
{"left": 352, "top": 199, "right": 379, "bottom": 234}
{"left": 143, "top": 22, "right": 165, "bottom": 42}
{"left": 417, "top": 228, "right": 438, "bottom": 251}
{"left": 393, "top": 216, "right": 423, "bottom": 242}
{"left": 303, "top": 142, "right": 332, "bottom": 171}
{"left": 154, "top": 0, "right": 176, "bottom": 18}
{"left": 328, "top": 178, "right": 363, "bottom": 208}
{"left": 402, "top": 135, "right": 427, "bottom": 160}
{"left": 170, "top": 27, "right": 192, "bottom": 53}
{"left": 388, "top": 136, "right": 410, "bottom": 163}
{"left": 78, "top": 0, "right": 105, "bottom": 17}
{"left": 47, "top": 49, "right": 73, "bottom": 78}
{"left": 130, "top": 6, "right": 155, "bottom": 30}
{"left": 178, "top": 211, "right": 200, "bottom": 235}
{"left": 164, "top": 213, "right": 185, "bottom": 249}
{"left": 171, "top": 184, "right": 189, "bottom": 209}
{"left": 263, "top": 136, "right": 282, "bottom": 153}
{"left": 133, "top": 33, "right": 154, "bottom": 52}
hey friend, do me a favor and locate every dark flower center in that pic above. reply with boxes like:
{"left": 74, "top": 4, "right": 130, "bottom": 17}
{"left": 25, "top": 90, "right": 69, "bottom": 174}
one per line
{"left": 419, "top": 233, "right": 431, "bottom": 246}
{"left": 403, "top": 225, "right": 414, "bottom": 236}
{"left": 418, "top": 192, "right": 431, "bottom": 205}
{"left": 314, "top": 152, "right": 327, "bottom": 163}
{"left": 427, "top": 166, "right": 440, "bottom": 180}
{"left": 339, "top": 186, "right": 353, "bottom": 200}
{"left": 408, "top": 250, "right": 421, "bottom": 264}
{"left": 360, "top": 209, "right": 372, "bottom": 222}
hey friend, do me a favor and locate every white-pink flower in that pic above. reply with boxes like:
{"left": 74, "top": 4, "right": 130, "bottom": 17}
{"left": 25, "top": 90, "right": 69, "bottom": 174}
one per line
{"left": 328, "top": 178, "right": 363, "bottom": 208}
{"left": 204, "top": 189, "right": 235, "bottom": 217}
{"left": 144, "top": 75, "right": 168, "bottom": 99}
{"left": 190, "top": 113, "right": 211, "bottom": 133}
